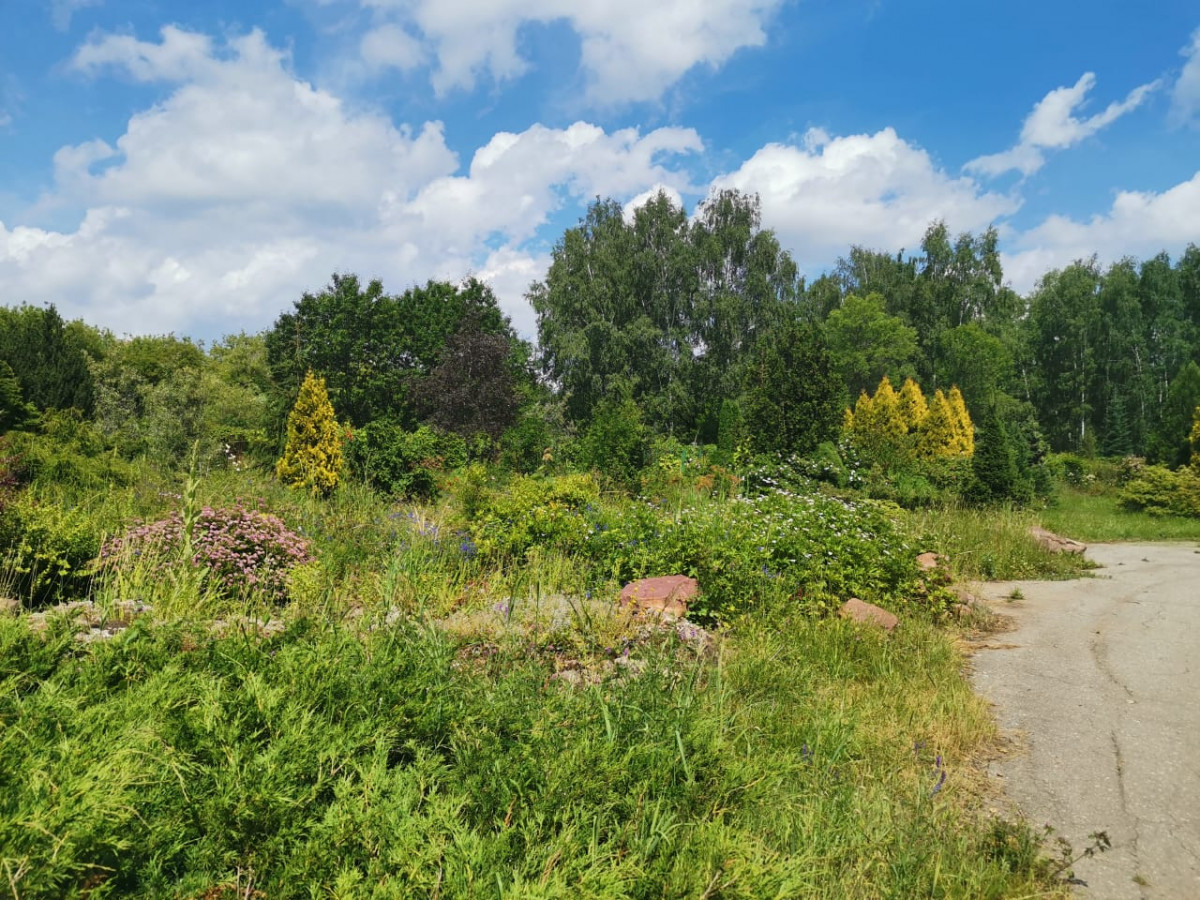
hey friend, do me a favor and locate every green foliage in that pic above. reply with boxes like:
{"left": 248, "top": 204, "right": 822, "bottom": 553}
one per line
{"left": 6, "top": 411, "right": 133, "bottom": 491}
{"left": 345, "top": 420, "right": 466, "bottom": 500}
{"left": 824, "top": 292, "right": 919, "bottom": 399}
{"left": 968, "top": 402, "right": 1020, "bottom": 503}
{"left": 0, "top": 612, "right": 1060, "bottom": 898}
{"left": 467, "top": 472, "right": 601, "bottom": 560}
{"left": 499, "top": 412, "right": 553, "bottom": 473}
{"left": 0, "top": 304, "right": 97, "bottom": 415}
{"left": 276, "top": 371, "right": 344, "bottom": 497}
{"left": 743, "top": 321, "right": 842, "bottom": 454}
{"left": 532, "top": 190, "right": 797, "bottom": 433}
{"left": 0, "top": 360, "right": 35, "bottom": 433}
{"left": 0, "top": 493, "right": 101, "bottom": 606}
{"left": 578, "top": 389, "right": 649, "bottom": 487}
{"left": 1118, "top": 464, "right": 1200, "bottom": 517}
{"left": 1149, "top": 361, "right": 1200, "bottom": 465}
{"left": 266, "top": 274, "right": 512, "bottom": 430}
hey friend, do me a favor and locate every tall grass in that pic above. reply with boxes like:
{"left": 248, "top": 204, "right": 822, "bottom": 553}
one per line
{"left": 907, "top": 503, "right": 1090, "bottom": 581}
{"left": 0, "top": 612, "right": 1065, "bottom": 898}
{"left": 1041, "top": 486, "right": 1200, "bottom": 543}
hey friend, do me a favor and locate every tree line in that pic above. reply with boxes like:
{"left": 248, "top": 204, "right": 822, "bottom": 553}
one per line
{"left": 3, "top": 188, "right": 1200, "bottom": 498}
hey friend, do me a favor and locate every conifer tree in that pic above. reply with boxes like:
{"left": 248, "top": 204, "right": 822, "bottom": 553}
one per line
{"left": 947, "top": 386, "right": 975, "bottom": 456}
{"left": 969, "top": 401, "right": 1019, "bottom": 502}
{"left": 897, "top": 377, "right": 929, "bottom": 433}
{"left": 870, "top": 376, "right": 907, "bottom": 445}
{"left": 919, "top": 389, "right": 957, "bottom": 458}
{"left": 1190, "top": 404, "right": 1200, "bottom": 470}
{"left": 276, "top": 371, "right": 344, "bottom": 497}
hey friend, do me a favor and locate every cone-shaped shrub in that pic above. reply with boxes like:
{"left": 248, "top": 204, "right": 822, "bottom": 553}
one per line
{"left": 947, "top": 386, "right": 974, "bottom": 456}
{"left": 919, "top": 389, "right": 957, "bottom": 459}
{"left": 276, "top": 371, "right": 344, "bottom": 497}
{"left": 897, "top": 377, "right": 929, "bottom": 434}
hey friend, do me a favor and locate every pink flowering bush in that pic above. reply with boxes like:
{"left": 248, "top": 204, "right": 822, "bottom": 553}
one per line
{"left": 101, "top": 502, "right": 312, "bottom": 603}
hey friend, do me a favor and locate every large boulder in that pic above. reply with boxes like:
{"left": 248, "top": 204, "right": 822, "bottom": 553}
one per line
{"left": 1029, "top": 526, "right": 1087, "bottom": 555}
{"left": 620, "top": 575, "right": 698, "bottom": 619}
{"left": 839, "top": 598, "right": 899, "bottom": 633}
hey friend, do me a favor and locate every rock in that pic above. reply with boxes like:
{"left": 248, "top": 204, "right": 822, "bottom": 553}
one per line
{"left": 1029, "top": 526, "right": 1087, "bottom": 555}
{"left": 916, "top": 552, "right": 946, "bottom": 571}
{"left": 839, "top": 598, "right": 899, "bottom": 633}
{"left": 0, "top": 597, "right": 20, "bottom": 617}
{"left": 619, "top": 575, "right": 698, "bottom": 619}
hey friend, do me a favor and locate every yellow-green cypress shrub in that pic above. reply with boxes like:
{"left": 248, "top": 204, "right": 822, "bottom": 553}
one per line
{"left": 276, "top": 371, "right": 344, "bottom": 497}
{"left": 947, "top": 385, "right": 974, "bottom": 456}
{"left": 897, "top": 377, "right": 929, "bottom": 434}
{"left": 919, "top": 389, "right": 957, "bottom": 458}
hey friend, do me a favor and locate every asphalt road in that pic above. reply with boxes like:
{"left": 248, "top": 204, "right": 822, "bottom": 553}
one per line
{"left": 971, "top": 543, "right": 1200, "bottom": 899}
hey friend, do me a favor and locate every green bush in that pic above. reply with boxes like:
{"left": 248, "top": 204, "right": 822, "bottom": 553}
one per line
{"left": 579, "top": 392, "right": 648, "bottom": 487}
{"left": 0, "top": 494, "right": 103, "bottom": 606}
{"left": 345, "top": 421, "right": 466, "bottom": 499}
{"left": 1118, "top": 465, "right": 1200, "bottom": 516}
{"left": 468, "top": 472, "right": 601, "bottom": 560}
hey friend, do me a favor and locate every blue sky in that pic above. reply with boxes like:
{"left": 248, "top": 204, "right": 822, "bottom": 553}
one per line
{"left": 1, "top": 0, "right": 1198, "bottom": 340}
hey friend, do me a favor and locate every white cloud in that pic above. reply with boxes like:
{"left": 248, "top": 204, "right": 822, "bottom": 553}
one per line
{"left": 359, "top": 0, "right": 784, "bottom": 104}
{"left": 711, "top": 127, "right": 1018, "bottom": 270}
{"left": 967, "top": 72, "right": 1160, "bottom": 177}
{"left": 360, "top": 24, "right": 425, "bottom": 72}
{"left": 1171, "top": 28, "right": 1200, "bottom": 126}
{"left": 0, "top": 27, "right": 702, "bottom": 338}
{"left": 50, "top": 0, "right": 101, "bottom": 31}
{"left": 1003, "top": 170, "right": 1200, "bottom": 291}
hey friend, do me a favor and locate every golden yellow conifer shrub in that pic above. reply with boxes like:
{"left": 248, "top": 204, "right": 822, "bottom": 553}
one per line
{"left": 276, "top": 370, "right": 344, "bottom": 497}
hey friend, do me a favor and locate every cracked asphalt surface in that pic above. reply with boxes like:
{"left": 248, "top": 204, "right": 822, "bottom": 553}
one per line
{"left": 971, "top": 543, "right": 1200, "bottom": 899}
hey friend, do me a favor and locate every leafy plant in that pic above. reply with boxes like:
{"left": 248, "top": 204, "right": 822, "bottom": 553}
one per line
{"left": 101, "top": 502, "right": 312, "bottom": 603}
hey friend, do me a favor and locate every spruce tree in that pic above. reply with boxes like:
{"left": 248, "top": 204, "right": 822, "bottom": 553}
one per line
{"left": 969, "top": 401, "right": 1019, "bottom": 502}
{"left": 0, "top": 361, "right": 34, "bottom": 433}
{"left": 276, "top": 371, "right": 344, "bottom": 497}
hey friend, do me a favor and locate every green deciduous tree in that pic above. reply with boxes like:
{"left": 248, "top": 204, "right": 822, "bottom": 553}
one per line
{"left": 266, "top": 274, "right": 511, "bottom": 430}
{"left": 824, "top": 293, "right": 919, "bottom": 401}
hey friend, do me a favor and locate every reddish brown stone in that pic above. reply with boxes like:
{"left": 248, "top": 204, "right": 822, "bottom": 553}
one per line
{"left": 619, "top": 575, "right": 699, "bottom": 619}
{"left": 916, "top": 552, "right": 946, "bottom": 571}
{"left": 1029, "top": 526, "right": 1087, "bottom": 555}
{"left": 839, "top": 597, "right": 899, "bottom": 632}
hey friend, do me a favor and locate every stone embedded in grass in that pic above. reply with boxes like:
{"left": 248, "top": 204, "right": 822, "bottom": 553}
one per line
{"left": 619, "top": 575, "right": 698, "bottom": 619}
{"left": 1029, "top": 526, "right": 1087, "bottom": 555}
{"left": 839, "top": 597, "right": 899, "bottom": 632}
{"left": 917, "top": 551, "right": 948, "bottom": 571}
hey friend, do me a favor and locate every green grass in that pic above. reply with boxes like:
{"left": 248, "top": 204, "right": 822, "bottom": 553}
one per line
{"left": 1040, "top": 487, "right": 1200, "bottom": 543}
{"left": 906, "top": 504, "right": 1091, "bottom": 582}
{"left": 0, "top": 611, "right": 1065, "bottom": 899}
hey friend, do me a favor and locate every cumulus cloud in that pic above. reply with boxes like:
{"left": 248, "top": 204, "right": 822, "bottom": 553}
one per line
{"left": 0, "top": 27, "right": 703, "bottom": 338}
{"left": 710, "top": 127, "right": 1018, "bottom": 270}
{"left": 1171, "top": 28, "right": 1200, "bottom": 126}
{"left": 359, "top": 0, "right": 784, "bottom": 104}
{"left": 1003, "top": 171, "right": 1200, "bottom": 291}
{"left": 967, "top": 72, "right": 1160, "bottom": 177}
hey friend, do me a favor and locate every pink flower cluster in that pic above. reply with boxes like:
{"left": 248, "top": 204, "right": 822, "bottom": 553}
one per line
{"left": 101, "top": 502, "right": 313, "bottom": 602}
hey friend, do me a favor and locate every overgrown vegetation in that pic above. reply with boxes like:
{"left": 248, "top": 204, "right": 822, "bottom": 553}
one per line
{"left": 5, "top": 198, "right": 1199, "bottom": 895}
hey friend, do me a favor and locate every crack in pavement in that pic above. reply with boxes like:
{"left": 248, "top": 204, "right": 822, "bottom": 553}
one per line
{"left": 972, "top": 543, "right": 1200, "bottom": 899}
